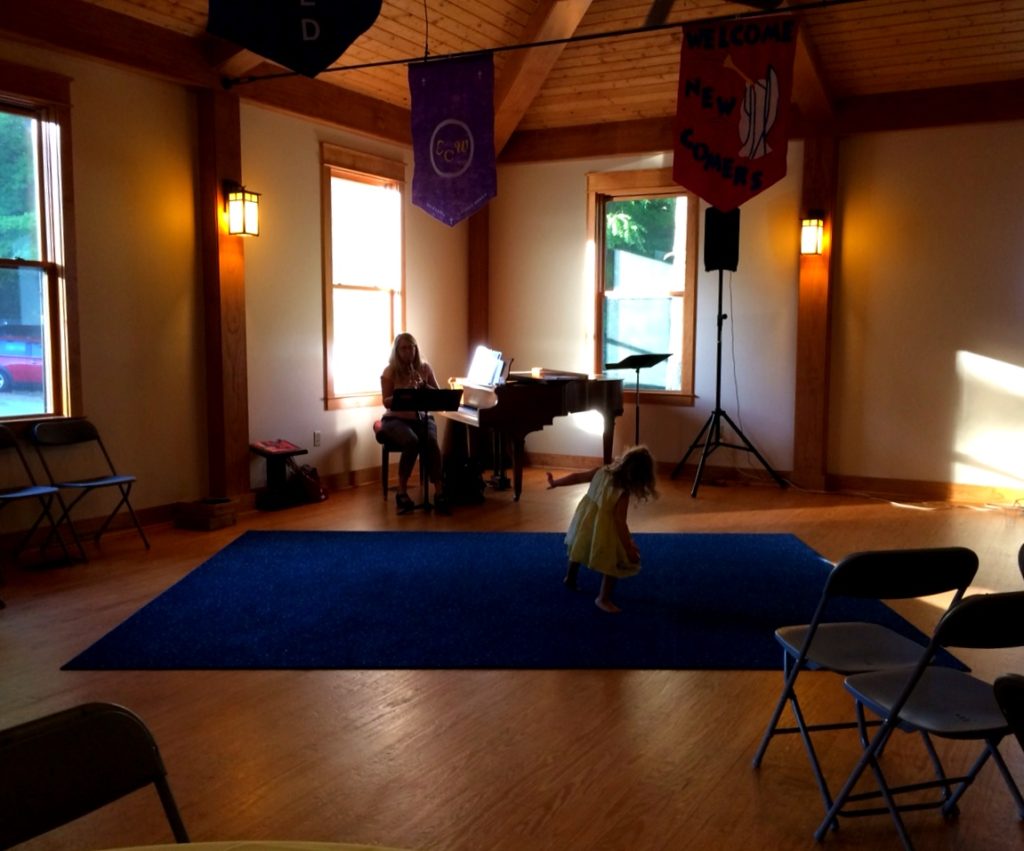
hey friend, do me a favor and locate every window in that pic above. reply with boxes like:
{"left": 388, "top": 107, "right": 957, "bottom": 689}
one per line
{"left": 321, "top": 143, "right": 405, "bottom": 410}
{"left": 0, "top": 61, "right": 78, "bottom": 420}
{"left": 588, "top": 168, "right": 698, "bottom": 402}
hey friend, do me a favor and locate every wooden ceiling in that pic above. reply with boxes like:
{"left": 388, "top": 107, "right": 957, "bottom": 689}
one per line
{"left": 5, "top": 0, "right": 1024, "bottom": 156}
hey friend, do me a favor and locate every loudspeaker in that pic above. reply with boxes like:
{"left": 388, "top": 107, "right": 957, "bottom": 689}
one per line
{"left": 704, "top": 207, "right": 740, "bottom": 272}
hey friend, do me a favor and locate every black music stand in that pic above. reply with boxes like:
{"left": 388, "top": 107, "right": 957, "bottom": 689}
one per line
{"left": 671, "top": 207, "right": 786, "bottom": 497}
{"left": 390, "top": 388, "right": 463, "bottom": 510}
{"left": 606, "top": 353, "right": 671, "bottom": 444}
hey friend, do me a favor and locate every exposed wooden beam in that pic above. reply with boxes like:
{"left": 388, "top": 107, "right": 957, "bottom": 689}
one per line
{"left": 493, "top": 0, "right": 594, "bottom": 154}
{"left": 501, "top": 116, "right": 675, "bottom": 162}
{"left": 837, "top": 79, "right": 1024, "bottom": 134}
{"left": 0, "top": 0, "right": 221, "bottom": 89}
{"left": 791, "top": 26, "right": 834, "bottom": 131}
{"left": 232, "top": 63, "right": 411, "bottom": 146}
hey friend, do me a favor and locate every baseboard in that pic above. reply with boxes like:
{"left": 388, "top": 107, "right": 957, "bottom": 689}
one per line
{"left": 4, "top": 462, "right": 1017, "bottom": 553}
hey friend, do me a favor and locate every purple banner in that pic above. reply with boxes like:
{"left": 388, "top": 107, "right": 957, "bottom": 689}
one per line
{"left": 409, "top": 55, "right": 496, "bottom": 227}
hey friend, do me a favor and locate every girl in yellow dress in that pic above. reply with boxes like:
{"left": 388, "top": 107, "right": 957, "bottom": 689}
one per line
{"left": 547, "top": 445, "right": 658, "bottom": 613}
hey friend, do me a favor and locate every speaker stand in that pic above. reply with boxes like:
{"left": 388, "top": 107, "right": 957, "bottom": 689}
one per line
{"left": 671, "top": 268, "right": 787, "bottom": 497}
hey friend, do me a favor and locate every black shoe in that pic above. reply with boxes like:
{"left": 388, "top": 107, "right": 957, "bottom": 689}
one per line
{"left": 434, "top": 493, "right": 451, "bottom": 516}
{"left": 396, "top": 493, "right": 415, "bottom": 514}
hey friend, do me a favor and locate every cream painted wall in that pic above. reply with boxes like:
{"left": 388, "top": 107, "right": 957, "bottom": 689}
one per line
{"left": 0, "top": 39, "right": 207, "bottom": 509}
{"left": 240, "top": 104, "right": 468, "bottom": 488}
{"left": 832, "top": 122, "right": 1024, "bottom": 488}
{"left": 489, "top": 146, "right": 802, "bottom": 474}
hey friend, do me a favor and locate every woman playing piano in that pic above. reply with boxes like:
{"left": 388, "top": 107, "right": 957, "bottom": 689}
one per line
{"left": 379, "top": 332, "right": 450, "bottom": 515}
{"left": 547, "top": 445, "right": 658, "bottom": 612}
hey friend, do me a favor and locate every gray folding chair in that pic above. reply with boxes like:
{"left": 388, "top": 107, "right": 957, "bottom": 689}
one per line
{"left": 753, "top": 546, "right": 978, "bottom": 822}
{"left": 815, "top": 591, "right": 1024, "bottom": 850}
{"left": 30, "top": 418, "right": 149, "bottom": 554}
{"left": 0, "top": 424, "right": 75, "bottom": 585}
{"left": 0, "top": 702, "right": 189, "bottom": 848}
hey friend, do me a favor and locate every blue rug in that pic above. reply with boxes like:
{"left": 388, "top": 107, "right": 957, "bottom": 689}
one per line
{"left": 63, "top": 531, "right": 937, "bottom": 671}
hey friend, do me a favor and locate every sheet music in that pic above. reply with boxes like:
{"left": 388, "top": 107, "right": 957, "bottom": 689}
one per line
{"left": 466, "top": 345, "right": 504, "bottom": 386}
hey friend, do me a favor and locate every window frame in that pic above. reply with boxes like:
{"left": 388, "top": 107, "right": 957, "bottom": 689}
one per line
{"left": 320, "top": 142, "right": 406, "bottom": 411}
{"left": 587, "top": 168, "right": 699, "bottom": 407}
{"left": 0, "top": 59, "right": 81, "bottom": 425}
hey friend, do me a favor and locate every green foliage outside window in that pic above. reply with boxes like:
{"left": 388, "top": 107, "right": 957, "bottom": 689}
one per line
{"left": 0, "top": 110, "right": 38, "bottom": 260}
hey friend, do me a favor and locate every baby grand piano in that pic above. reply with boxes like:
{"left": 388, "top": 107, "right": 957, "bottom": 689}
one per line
{"left": 442, "top": 348, "right": 624, "bottom": 501}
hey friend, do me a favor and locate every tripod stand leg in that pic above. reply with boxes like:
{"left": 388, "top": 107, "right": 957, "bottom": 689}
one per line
{"left": 690, "top": 410, "right": 722, "bottom": 497}
{"left": 671, "top": 413, "right": 714, "bottom": 479}
{"left": 718, "top": 410, "right": 788, "bottom": 489}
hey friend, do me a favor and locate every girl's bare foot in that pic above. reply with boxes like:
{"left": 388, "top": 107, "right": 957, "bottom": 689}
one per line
{"left": 546, "top": 472, "right": 555, "bottom": 489}
{"left": 595, "top": 598, "right": 621, "bottom": 613}
{"left": 563, "top": 575, "right": 580, "bottom": 591}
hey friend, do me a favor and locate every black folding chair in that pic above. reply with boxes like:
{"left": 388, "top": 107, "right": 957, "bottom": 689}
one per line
{"left": 0, "top": 424, "right": 75, "bottom": 586}
{"left": 30, "top": 418, "right": 149, "bottom": 554}
{"left": 0, "top": 702, "right": 189, "bottom": 848}
{"left": 753, "top": 547, "right": 978, "bottom": 821}
{"left": 815, "top": 591, "right": 1024, "bottom": 850}
{"left": 995, "top": 673, "right": 1024, "bottom": 753}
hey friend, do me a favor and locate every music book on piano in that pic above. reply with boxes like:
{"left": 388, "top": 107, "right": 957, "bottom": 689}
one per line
{"left": 511, "top": 368, "right": 590, "bottom": 381}
{"left": 391, "top": 387, "right": 464, "bottom": 412}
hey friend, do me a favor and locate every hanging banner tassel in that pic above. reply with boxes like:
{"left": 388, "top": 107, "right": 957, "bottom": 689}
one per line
{"left": 409, "top": 54, "right": 497, "bottom": 227}
{"left": 673, "top": 15, "right": 798, "bottom": 211}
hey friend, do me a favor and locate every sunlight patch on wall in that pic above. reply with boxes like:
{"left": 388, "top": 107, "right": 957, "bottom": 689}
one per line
{"left": 954, "top": 351, "right": 1024, "bottom": 487}
{"left": 571, "top": 409, "right": 607, "bottom": 437}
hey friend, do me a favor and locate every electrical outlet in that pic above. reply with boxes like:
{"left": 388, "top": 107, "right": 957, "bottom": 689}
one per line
{"left": 313, "top": 431, "right": 321, "bottom": 447}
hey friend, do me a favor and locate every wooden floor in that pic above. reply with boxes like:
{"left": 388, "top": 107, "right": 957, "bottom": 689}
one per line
{"left": 2, "top": 469, "right": 1024, "bottom": 851}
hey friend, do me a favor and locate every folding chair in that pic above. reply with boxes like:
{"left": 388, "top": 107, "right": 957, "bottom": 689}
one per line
{"left": 30, "top": 418, "right": 149, "bottom": 554}
{"left": 752, "top": 546, "right": 978, "bottom": 820}
{"left": 0, "top": 702, "right": 189, "bottom": 848}
{"left": 815, "top": 591, "right": 1024, "bottom": 850}
{"left": 995, "top": 673, "right": 1024, "bottom": 753}
{"left": 0, "top": 424, "right": 74, "bottom": 569}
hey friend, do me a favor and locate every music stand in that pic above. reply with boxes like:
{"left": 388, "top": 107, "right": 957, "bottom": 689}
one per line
{"left": 389, "top": 388, "right": 463, "bottom": 509}
{"left": 606, "top": 353, "right": 671, "bottom": 444}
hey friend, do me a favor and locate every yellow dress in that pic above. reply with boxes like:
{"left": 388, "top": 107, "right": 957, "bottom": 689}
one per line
{"left": 565, "top": 468, "right": 641, "bottom": 577}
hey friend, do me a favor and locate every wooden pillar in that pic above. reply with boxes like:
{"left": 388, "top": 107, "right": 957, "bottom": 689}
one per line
{"left": 467, "top": 206, "right": 490, "bottom": 352}
{"left": 791, "top": 133, "right": 838, "bottom": 490}
{"left": 196, "top": 89, "right": 251, "bottom": 498}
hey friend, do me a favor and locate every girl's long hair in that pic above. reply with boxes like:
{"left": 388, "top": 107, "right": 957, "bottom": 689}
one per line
{"left": 608, "top": 445, "right": 658, "bottom": 502}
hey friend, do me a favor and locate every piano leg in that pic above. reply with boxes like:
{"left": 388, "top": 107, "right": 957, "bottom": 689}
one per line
{"left": 511, "top": 436, "right": 527, "bottom": 501}
{"left": 603, "top": 412, "right": 616, "bottom": 463}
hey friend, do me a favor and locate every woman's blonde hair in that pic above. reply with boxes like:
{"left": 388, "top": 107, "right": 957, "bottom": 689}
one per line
{"left": 608, "top": 445, "right": 658, "bottom": 502}
{"left": 388, "top": 332, "right": 423, "bottom": 375}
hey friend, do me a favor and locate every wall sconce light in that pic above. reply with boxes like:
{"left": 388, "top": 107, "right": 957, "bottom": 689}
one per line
{"left": 225, "top": 182, "right": 260, "bottom": 236}
{"left": 800, "top": 210, "right": 825, "bottom": 255}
